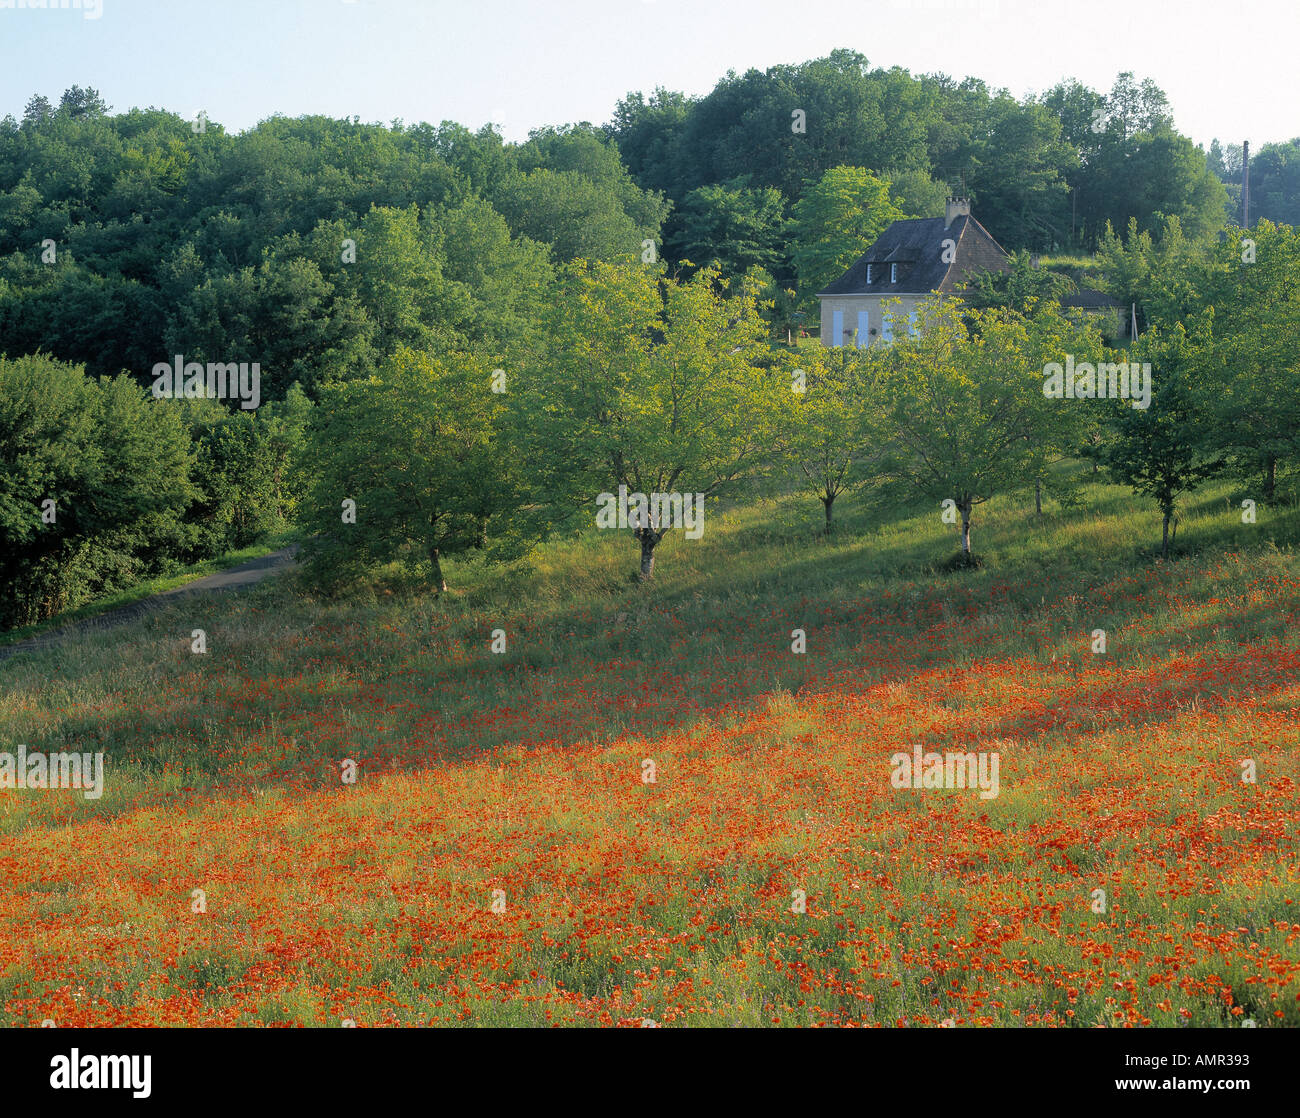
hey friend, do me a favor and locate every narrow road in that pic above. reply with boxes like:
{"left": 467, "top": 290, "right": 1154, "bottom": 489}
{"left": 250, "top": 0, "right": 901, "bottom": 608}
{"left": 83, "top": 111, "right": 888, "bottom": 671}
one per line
{"left": 0, "top": 546, "right": 299, "bottom": 661}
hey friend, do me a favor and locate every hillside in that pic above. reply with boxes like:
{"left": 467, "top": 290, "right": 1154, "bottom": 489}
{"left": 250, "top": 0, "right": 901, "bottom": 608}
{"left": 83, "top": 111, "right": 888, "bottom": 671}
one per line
{"left": 2, "top": 474, "right": 1297, "bottom": 1027}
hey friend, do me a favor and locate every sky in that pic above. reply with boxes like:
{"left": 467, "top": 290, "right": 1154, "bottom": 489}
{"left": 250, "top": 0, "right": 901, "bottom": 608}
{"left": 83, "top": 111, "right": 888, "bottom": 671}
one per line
{"left": 0, "top": 0, "right": 1295, "bottom": 152}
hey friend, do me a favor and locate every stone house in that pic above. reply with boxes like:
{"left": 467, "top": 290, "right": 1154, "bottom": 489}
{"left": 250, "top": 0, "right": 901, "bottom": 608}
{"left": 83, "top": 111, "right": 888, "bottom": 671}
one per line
{"left": 816, "top": 198, "right": 1011, "bottom": 347}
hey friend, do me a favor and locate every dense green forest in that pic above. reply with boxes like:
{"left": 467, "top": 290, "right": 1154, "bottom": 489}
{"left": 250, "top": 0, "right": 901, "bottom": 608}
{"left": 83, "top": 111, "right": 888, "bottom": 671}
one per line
{"left": 3, "top": 54, "right": 1295, "bottom": 386}
{"left": 1, "top": 54, "right": 1297, "bottom": 631}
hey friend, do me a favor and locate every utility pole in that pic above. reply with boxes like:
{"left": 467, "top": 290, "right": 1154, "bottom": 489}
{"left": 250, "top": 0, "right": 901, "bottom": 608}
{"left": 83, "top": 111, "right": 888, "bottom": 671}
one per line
{"left": 1242, "top": 140, "right": 1250, "bottom": 229}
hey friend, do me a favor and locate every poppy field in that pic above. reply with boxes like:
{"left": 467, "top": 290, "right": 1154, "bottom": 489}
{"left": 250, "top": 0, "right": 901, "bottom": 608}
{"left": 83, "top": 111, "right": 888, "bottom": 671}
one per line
{"left": 1, "top": 479, "right": 1298, "bottom": 1027}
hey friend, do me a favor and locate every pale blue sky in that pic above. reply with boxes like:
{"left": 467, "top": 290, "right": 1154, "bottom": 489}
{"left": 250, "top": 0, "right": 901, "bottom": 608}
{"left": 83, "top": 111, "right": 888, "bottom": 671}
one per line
{"left": 0, "top": 0, "right": 1294, "bottom": 149}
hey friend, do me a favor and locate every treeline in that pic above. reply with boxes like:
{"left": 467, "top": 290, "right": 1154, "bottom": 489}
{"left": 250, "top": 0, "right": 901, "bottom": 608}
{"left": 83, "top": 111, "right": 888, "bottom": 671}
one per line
{"left": 2, "top": 59, "right": 1288, "bottom": 397}
{"left": 1206, "top": 136, "right": 1300, "bottom": 228}
{"left": 0, "top": 354, "right": 307, "bottom": 629}
{"left": 0, "top": 85, "right": 665, "bottom": 389}
{"left": 4, "top": 218, "right": 1294, "bottom": 627}
{"left": 290, "top": 219, "right": 1293, "bottom": 586}
{"left": 609, "top": 53, "right": 1245, "bottom": 261}
{"left": 1, "top": 68, "right": 1295, "bottom": 626}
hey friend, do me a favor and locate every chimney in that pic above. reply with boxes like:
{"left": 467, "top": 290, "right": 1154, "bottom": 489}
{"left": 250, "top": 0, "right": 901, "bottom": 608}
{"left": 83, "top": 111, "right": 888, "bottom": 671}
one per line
{"left": 944, "top": 197, "right": 970, "bottom": 230}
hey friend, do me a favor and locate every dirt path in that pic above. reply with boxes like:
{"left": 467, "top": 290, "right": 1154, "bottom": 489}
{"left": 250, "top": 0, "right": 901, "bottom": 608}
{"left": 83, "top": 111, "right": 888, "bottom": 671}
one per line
{"left": 0, "top": 546, "right": 299, "bottom": 662}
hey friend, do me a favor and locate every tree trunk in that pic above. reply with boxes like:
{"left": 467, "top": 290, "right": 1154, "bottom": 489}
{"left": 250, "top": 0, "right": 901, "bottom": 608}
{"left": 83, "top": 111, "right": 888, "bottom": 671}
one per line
{"left": 635, "top": 528, "right": 662, "bottom": 580}
{"left": 1265, "top": 456, "right": 1276, "bottom": 500}
{"left": 959, "top": 501, "right": 972, "bottom": 554}
{"left": 1161, "top": 510, "right": 1170, "bottom": 559}
{"left": 430, "top": 547, "right": 447, "bottom": 593}
{"left": 1034, "top": 481, "right": 1042, "bottom": 517}
{"left": 822, "top": 495, "right": 834, "bottom": 532}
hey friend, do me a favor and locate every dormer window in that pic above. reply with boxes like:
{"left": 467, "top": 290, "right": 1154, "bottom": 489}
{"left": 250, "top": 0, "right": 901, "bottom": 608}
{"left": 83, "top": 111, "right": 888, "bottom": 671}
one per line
{"left": 866, "top": 264, "right": 874, "bottom": 283}
{"left": 890, "top": 263, "right": 898, "bottom": 284}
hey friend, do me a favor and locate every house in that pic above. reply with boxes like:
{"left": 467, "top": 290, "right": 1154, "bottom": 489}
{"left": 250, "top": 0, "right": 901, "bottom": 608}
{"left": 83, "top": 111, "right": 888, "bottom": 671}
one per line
{"left": 1059, "top": 287, "right": 1129, "bottom": 341}
{"left": 816, "top": 198, "right": 1011, "bottom": 347}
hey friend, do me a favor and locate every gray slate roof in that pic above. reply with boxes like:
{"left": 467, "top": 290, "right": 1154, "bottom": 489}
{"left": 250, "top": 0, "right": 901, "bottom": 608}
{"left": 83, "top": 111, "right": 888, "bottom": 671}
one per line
{"left": 817, "top": 214, "right": 1011, "bottom": 296}
{"left": 1060, "top": 288, "right": 1122, "bottom": 310}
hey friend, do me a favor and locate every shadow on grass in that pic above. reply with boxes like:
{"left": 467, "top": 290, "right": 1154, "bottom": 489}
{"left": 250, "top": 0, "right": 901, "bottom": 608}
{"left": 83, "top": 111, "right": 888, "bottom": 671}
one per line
{"left": 2, "top": 497, "right": 1296, "bottom": 831}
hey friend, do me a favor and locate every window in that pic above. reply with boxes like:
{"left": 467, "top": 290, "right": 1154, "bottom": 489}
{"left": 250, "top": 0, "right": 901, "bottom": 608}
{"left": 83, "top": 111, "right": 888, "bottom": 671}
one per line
{"left": 865, "top": 264, "right": 873, "bottom": 283}
{"left": 890, "top": 263, "right": 898, "bottom": 284}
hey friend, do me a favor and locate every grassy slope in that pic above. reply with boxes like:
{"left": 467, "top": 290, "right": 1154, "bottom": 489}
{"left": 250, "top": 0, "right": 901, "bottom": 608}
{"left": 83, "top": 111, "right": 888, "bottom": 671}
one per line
{"left": 0, "top": 530, "right": 297, "bottom": 650}
{"left": 0, "top": 472, "right": 1297, "bottom": 1026}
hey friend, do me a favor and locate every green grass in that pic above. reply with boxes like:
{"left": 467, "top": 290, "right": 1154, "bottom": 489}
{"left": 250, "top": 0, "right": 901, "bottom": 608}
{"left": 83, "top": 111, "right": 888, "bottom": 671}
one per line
{"left": 1036, "top": 253, "right": 1106, "bottom": 285}
{"left": 2, "top": 462, "right": 1295, "bottom": 806}
{"left": 0, "top": 529, "right": 299, "bottom": 649}
{"left": 1, "top": 463, "right": 1297, "bottom": 1027}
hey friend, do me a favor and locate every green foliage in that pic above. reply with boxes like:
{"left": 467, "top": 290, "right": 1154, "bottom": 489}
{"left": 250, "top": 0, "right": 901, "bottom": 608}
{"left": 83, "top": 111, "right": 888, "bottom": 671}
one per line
{"left": 872, "top": 300, "right": 1100, "bottom": 553}
{"left": 885, "top": 168, "right": 948, "bottom": 219}
{"left": 0, "top": 252, "right": 167, "bottom": 380}
{"left": 1100, "top": 318, "right": 1223, "bottom": 555}
{"left": 520, "top": 260, "right": 778, "bottom": 572}
{"left": 0, "top": 355, "right": 195, "bottom": 628}
{"left": 490, "top": 168, "right": 644, "bottom": 263}
{"left": 776, "top": 344, "right": 880, "bottom": 528}
{"left": 1094, "top": 215, "right": 1207, "bottom": 329}
{"left": 958, "top": 249, "right": 1078, "bottom": 313}
{"left": 0, "top": 78, "right": 1294, "bottom": 627}
{"left": 0, "top": 100, "right": 563, "bottom": 396}
{"left": 664, "top": 178, "right": 787, "bottom": 281}
{"left": 1094, "top": 217, "right": 1300, "bottom": 507}
{"left": 0, "top": 353, "right": 310, "bottom": 630}
{"left": 1041, "top": 73, "right": 1226, "bottom": 248}
{"left": 0, "top": 71, "right": 1274, "bottom": 414}
{"left": 789, "top": 166, "right": 902, "bottom": 308}
{"left": 611, "top": 59, "right": 1255, "bottom": 260}
{"left": 1198, "top": 222, "right": 1300, "bottom": 495}
{"left": 488, "top": 124, "right": 669, "bottom": 263}
{"left": 165, "top": 251, "right": 371, "bottom": 399}
{"left": 296, "top": 349, "right": 519, "bottom": 594}
{"left": 604, "top": 87, "right": 691, "bottom": 199}
{"left": 958, "top": 92, "right": 1073, "bottom": 248}
{"left": 1244, "top": 139, "right": 1300, "bottom": 227}
{"left": 182, "top": 387, "right": 312, "bottom": 556}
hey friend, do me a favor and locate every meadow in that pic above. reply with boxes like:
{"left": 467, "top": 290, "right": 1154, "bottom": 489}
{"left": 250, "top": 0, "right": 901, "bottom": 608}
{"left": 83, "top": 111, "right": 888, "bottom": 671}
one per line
{"left": 1, "top": 473, "right": 1297, "bottom": 1027}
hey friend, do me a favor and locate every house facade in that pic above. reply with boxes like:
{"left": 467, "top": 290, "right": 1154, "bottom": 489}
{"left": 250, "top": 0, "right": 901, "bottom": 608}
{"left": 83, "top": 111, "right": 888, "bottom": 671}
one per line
{"left": 817, "top": 199, "right": 1011, "bottom": 347}
{"left": 1060, "top": 287, "right": 1129, "bottom": 342}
